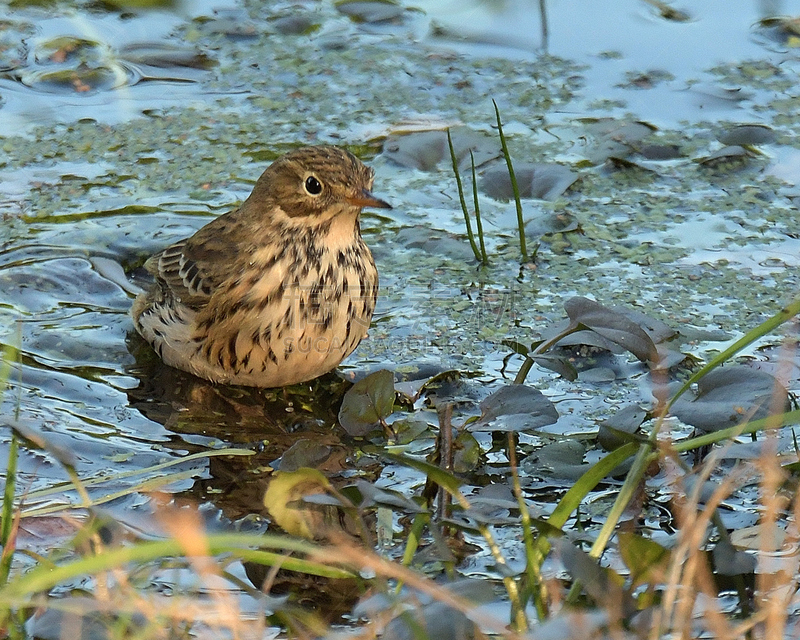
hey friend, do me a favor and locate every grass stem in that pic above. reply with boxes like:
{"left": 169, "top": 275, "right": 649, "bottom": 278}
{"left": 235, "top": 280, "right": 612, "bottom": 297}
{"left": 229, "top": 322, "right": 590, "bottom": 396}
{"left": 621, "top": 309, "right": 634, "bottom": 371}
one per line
{"left": 447, "top": 129, "right": 482, "bottom": 262}
{"left": 470, "top": 150, "right": 488, "bottom": 264}
{"left": 493, "top": 99, "right": 528, "bottom": 261}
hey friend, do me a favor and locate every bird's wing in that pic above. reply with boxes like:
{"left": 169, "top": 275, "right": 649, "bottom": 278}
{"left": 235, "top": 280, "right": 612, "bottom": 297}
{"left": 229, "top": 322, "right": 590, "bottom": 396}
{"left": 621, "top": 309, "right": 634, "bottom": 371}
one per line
{"left": 144, "top": 212, "right": 243, "bottom": 309}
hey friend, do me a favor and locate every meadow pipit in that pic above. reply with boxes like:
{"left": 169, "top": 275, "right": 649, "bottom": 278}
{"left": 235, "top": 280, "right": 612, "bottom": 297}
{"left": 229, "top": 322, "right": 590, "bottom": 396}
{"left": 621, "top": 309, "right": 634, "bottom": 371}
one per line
{"left": 132, "top": 145, "right": 390, "bottom": 387}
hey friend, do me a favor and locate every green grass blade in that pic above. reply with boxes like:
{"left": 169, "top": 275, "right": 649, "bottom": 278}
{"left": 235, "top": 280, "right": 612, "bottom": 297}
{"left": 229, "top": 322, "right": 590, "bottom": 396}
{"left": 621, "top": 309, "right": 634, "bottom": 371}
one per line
{"left": 493, "top": 99, "right": 528, "bottom": 261}
{"left": 547, "top": 442, "right": 639, "bottom": 530}
{"left": 530, "top": 442, "right": 639, "bottom": 564}
{"left": 469, "top": 150, "right": 488, "bottom": 264}
{"left": 447, "top": 128, "right": 482, "bottom": 261}
{"left": 0, "top": 433, "right": 18, "bottom": 588}
{"left": 0, "top": 533, "right": 348, "bottom": 600}
{"left": 21, "top": 448, "right": 253, "bottom": 504}
{"left": 508, "top": 434, "right": 547, "bottom": 621}
{"left": 672, "top": 408, "right": 800, "bottom": 453}
{"left": 21, "top": 469, "right": 209, "bottom": 517}
{"left": 0, "top": 342, "right": 20, "bottom": 588}
{"left": 587, "top": 442, "right": 652, "bottom": 560}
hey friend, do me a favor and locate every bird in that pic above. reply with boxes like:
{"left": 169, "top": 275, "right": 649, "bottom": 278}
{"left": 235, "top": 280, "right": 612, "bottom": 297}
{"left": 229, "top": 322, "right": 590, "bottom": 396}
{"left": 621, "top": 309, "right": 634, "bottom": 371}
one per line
{"left": 131, "top": 145, "right": 391, "bottom": 388}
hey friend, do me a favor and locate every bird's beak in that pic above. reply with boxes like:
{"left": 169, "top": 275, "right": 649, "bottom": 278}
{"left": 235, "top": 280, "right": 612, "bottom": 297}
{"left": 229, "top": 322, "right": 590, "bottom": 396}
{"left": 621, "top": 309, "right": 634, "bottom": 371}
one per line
{"left": 346, "top": 189, "right": 392, "bottom": 210}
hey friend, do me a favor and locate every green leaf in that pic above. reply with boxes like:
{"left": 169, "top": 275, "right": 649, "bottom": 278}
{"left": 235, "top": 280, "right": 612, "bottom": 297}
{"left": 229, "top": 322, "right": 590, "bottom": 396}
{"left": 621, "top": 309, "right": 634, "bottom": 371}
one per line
{"left": 618, "top": 531, "right": 670, "bottom": 587}
{"left": 383, "top": 453, "right": 464, "bottom": 494}
{"left": 338, "top": 369, "right": 396, "bottom": 436}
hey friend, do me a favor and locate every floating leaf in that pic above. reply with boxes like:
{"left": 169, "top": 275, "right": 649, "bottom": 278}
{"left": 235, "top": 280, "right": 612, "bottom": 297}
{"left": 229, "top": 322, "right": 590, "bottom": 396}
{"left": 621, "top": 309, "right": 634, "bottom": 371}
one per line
{"left": 382, "top": 601, "right": 477, "bottom": 640}
{"left": 27, "top": 606, "right": 146, "bottom": 640}
{"left": 394, "top": 225, "right": 476, "bottom": 260}
{"left": 480, "top": 162, "right": 577, "bottom": 201}
{"left": 553, "top": 538, "right": 636, "bottom": 616}
{"left": 469, "top": 385, "right": 558, "bottom": 433}
{"left": 597, "top": 405, "right": 647, "bottom": 451}
{"left": 698, "top": 145, "right": 752, "bottom": 167}
{"left": 338, "top": 369, "right": 395, "bottom": 436}
{"left": 718, "top": 124, "right": 776, "bottom": 146}
{"left": 729, "top": 523, "right": 786, "bottom": 553}
{"left": 382, "top": 127, "right": 499, "bottom": 172}
{"left": 637, "top": 143, "right": 683, "bottom": 160}
{"left": 712, "top": 538, "right": 757, "bottom": 576}
{"left": 581, "top": 118, "right": 657, "bottom": 164}
{"left": 530, "top": 354, "right": 578, "bottom": 380}
{"left": 670, "top": 365, "right": 789, "bottom": 432}
{"left": 605, "top": 156, "right": 659, "bottom": 174}
{"left": 120, "top": 43, "right": 215, "bottom": 70}
{"left": 336, "top": 0, "right": 405, "bottom": 23}
{"left": 680, "top": 473, "right": 725, "bottom": 504}
{"left": 355, "top": 480, "right": 425, "bottom": 512}
{"left": 564, "top": 297, "right": 659, "bottom": 362}
{"left": 10, "top": 419, "right": 76, "bottom": 468}
{"left": 526, "top": 439, "right": 588, "bottom": 481}
{"left": 690, "top": 84, "right": 753, "bottom": 108}
{"left": 378, "top": 581, "right": 494, "bottom": 640}
{"left": 270, "top": 14, "right": 321, "bottom": 35}
{"left": 524, "top": 210, "right": 579, "bottom": 240}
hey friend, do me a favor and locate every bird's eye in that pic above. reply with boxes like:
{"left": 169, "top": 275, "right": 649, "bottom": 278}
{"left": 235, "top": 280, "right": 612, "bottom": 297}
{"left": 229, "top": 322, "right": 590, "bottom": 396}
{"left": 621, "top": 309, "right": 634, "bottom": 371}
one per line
{"left": 304, "top": 175, "right": 323, "bottom": 196}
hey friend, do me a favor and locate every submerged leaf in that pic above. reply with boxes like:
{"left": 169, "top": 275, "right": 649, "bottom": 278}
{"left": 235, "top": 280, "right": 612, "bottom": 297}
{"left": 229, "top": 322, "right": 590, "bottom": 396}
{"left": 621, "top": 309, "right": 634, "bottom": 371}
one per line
{"left": 338, "top": 369, "right": 395, "bottom": 436}
{"left": 470, "top": 384, "right": 558, "bottom": 433}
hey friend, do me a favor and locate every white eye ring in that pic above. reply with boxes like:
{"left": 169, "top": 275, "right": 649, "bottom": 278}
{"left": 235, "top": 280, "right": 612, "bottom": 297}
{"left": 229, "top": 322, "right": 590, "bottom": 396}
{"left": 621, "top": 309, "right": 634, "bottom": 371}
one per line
{"left": 304, "top": 175, "right": 323, "bottom": 196}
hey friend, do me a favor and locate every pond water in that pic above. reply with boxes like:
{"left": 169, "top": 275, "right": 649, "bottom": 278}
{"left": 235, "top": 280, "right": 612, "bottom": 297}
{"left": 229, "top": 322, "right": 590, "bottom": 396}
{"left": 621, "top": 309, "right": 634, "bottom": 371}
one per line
{"left": 2, "top": 0, "right": 800, "bottom": 632}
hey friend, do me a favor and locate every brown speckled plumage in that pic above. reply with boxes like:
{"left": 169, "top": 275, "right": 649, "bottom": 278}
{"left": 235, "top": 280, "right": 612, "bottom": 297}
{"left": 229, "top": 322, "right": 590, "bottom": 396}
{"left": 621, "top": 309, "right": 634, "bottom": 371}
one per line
{"left": 131, "top": 146, "right": 390, "bottom": 387}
